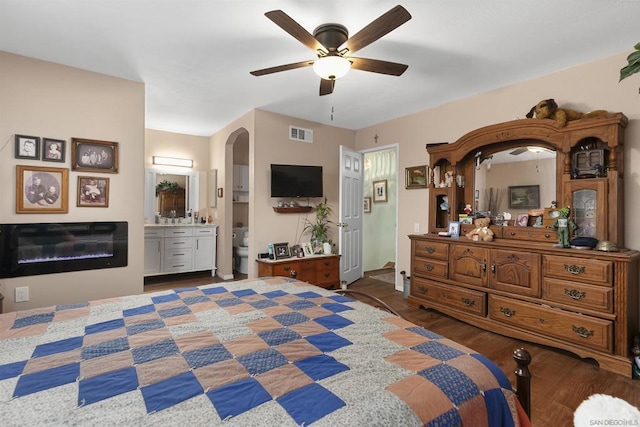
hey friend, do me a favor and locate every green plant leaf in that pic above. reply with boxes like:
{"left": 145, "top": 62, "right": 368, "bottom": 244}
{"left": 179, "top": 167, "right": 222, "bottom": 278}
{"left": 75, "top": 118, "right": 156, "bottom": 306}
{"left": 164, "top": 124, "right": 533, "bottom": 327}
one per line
{"left": 620, "top": 44, "right": 640, "bottom": 81}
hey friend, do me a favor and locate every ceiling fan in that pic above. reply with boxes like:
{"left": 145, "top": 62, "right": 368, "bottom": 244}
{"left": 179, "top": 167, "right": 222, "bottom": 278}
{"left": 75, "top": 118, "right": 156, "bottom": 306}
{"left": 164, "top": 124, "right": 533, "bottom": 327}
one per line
{"left": 250, "top": 5, "right": 412, "bottom": 96}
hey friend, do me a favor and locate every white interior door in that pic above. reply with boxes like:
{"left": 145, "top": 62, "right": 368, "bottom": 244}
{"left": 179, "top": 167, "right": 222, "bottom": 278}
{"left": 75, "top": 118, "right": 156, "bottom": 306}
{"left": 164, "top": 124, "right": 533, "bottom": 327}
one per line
{"left": 339, "top": 146, "right": 363, "bottom": 286}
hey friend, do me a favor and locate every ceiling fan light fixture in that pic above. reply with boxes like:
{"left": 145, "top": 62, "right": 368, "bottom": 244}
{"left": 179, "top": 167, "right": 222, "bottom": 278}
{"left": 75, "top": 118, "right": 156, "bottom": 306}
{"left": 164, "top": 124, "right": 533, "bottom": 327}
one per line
{"left": 313, "top": 56, "right": 351, "bottom": 80}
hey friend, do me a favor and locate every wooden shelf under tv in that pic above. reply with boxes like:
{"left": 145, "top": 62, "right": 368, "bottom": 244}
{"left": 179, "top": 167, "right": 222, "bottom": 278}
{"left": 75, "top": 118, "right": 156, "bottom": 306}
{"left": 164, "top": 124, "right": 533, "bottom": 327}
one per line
{"left": 273, "top": 206, "right": 313, "bottom": 213}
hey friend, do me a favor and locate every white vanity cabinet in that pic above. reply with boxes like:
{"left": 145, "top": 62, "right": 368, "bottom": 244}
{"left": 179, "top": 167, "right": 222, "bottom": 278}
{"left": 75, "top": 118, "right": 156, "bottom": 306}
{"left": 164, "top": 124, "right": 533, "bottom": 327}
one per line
{"left": 144, "top": 225, "right": 217, "bottom": 276}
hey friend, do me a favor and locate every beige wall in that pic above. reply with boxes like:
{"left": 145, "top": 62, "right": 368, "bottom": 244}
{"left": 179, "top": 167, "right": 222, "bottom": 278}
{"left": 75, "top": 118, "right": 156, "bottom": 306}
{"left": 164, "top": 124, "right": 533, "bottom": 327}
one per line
{"left": 354, "top": 51, "right": 640, "bottom": 291}
{"left": 0, "top": 51, "right": 145, "bottom": 312}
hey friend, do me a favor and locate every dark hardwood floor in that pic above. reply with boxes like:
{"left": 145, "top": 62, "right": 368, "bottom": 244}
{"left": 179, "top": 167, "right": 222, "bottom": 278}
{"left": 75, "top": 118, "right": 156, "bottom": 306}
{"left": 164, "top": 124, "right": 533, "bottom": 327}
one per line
{"left": 144, "top": 270, "right": 640, "bottom": 426}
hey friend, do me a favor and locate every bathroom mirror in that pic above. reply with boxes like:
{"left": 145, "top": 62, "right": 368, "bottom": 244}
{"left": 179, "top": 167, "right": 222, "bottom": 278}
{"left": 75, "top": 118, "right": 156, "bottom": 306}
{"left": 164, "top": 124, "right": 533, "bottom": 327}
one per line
{"left": 144, "top": 168, "right": 199, "bottom": 220}
{"left": 474, "top": 147, "right": 556, "bottom": 215}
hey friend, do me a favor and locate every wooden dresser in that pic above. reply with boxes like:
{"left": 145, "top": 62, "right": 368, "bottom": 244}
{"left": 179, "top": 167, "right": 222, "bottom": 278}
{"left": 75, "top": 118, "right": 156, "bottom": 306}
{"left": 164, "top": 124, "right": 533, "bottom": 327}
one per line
{"left": 408, "top": 234, "right": 638, "bottom": 376}
{"left": 257, "top": 255, "right": 340, "bottom": 289}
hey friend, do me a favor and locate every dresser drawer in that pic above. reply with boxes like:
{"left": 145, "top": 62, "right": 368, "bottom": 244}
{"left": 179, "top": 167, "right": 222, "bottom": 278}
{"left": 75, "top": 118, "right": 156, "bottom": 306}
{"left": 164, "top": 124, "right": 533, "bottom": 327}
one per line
{"left": 542, "top": 278, "right": 613, "bottom": 313}
{"left": 315, "top": 268, "right": 339, "bottom": 286}
{"left": 144, "top": 228, "right": 164, "bottom": 238}
{"left": 315, "top": 256, "right": 339, "bottom": 271}
{"left": 164, "top": 237, "right": 193, "bottom": 249}
{"left": 502, "top": 226, "right": 556, "bottom": 243}
{"left": 543, "top": 255, "right": 612, "bottom": 286}
{"left": 163, "top": 249, "right": 193, "bottom": 272}
{"left": 412, "top": 257, "right": 448, "bottom": 279}
{"left": 488, "top": 295, "right": 612, "bottom": 352}
{"left": 414, "top": 240, "right": 449, "bottom": 261}
{"left": 271, "top": 262, "right": 300, "bottom": 278}
{"left": 194, "top": 227, "right": 216, "bottom": 237}
{"left": 411, "top": 278, "right": 486, "bottom": 317}
{"left": 163, "top": 227, "right": 194, "bottom": 238}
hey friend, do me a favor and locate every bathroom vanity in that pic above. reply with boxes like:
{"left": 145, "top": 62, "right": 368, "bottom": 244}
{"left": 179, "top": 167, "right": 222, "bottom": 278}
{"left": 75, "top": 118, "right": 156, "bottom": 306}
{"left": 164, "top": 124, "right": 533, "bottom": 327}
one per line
{"left": 144, "top": 224, "right": 217, "bottom": 276}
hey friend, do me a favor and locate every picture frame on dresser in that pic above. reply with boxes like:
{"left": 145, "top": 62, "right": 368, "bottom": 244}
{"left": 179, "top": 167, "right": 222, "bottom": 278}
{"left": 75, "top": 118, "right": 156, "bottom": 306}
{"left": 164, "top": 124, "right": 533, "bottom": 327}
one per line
{"left": 16, "top": 165, "right": 68, "bottom": 213}
{"left": 71, "top": 138, "right": 119, "bottom": 173}
{"left": 273, "top": 242, "right": 290, "bottom": 260}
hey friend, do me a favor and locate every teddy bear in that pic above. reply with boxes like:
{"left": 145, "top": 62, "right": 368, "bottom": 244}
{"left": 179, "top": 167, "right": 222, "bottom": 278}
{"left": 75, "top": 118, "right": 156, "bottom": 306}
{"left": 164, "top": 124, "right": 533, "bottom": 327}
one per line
{"left": 465, "top": 217, "right": 494, "bottom": 242}
{"left": 525, "top": 99, "right": 610, "bottom": 127}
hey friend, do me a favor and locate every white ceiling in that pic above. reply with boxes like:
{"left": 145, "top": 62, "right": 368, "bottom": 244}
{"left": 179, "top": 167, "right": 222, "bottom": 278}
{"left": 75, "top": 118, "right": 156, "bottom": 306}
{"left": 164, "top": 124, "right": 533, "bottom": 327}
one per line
{"left": 1, "top": 1, "right": 638, "bottom": 137}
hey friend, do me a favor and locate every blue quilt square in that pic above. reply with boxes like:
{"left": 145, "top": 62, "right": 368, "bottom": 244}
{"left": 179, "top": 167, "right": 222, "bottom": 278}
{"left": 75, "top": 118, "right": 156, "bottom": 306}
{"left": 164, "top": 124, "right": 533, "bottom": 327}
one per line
{"left": 12, "top": 312, "right": 55, "bottom": 329}
{"left": 328, "top": 295, "right": 353, "bottom": 303}
{"left": 258, "top": 328, "right": 301, "bottom": 346}
{"left": 183, "top": 344, "right": 233, "bottom": 369}
{"left": 321, "top": 303, "right": 354, "bottom": 314}
{"left": 175, "top": 287, "right": 199, "bottom": 293}
{"left": 151, "top": 293, "right": 180, "bottom": 304}
{"left": 123, "top": 304, "right": 155, "bottom": 317}
{"left": 295, "top": 354, "right": 349, "bottom": 380}
{"left": 202, "top": 286, "right": 228, "bottom": 295}
{"left": 286, "top": 300, "right": 317, "bottom": 310}
{"left": 306, "top": 332, "right": 352, "bottom": 353}
{"left": 232, "top": 289, "right": 257, "bottom": 297}
{"left": 32, "top": 336, "right": 83, "bottom": 358}
{"left": 158, "top": 305, "right": 191, "bottom": 319}
{"left": 81, "top": 337, "right": 130, "bottom": 360}
{"left": 78, "top": 366, "right": 139, "bottom": 406}
{"left": 427, "top": 408, "right": 463, "bottom": 427}
{"left": 249, "top": 299, "right": 279, "bottom": 309}
{"left": 13, "top": 362, "right": 79, "bottom": 398}
{"left": 412, "top": 341, "right": 465, "bottom": 361}
{"left": 207, "top": 377, "right": 271, "bottom": 419}
{"left": 272, "top": 312, "right": 309, "bottom": 326}
{"left": 278, "top": 382, "right": 345, "bottom": 425}
{"left": 471, "top": 353, "right": 513, "bottom": 390}
{"left": 0, "top": 360, "right": 27, "bottom": 380}
{"left": 132, "top": 339, "right": 179, "bottom": 364}
{"left": 262, "top": 290, "right": 288, "bottom": 299}
{"left": 237, "top": 348, "right": 288, "bottom": 376}
{"left": 56, "top": 302, "right": 89, "bottom": 311}
{"left": 406, "top": 326, "right": 443, "bottom": 340}
{"left": 419, "top": 363, "right": 480, "bottom": 406}
{"left": 141, "top": 371, "right": 203, "bottom": 414}
{"left": 215, "top": 297, "right": 243, "bottom": 307}
{"left": 126, "top": 319, "right": 165, "bottom": 336}
{"left": 296, "top": 291, "right": 323, "bottom": 299}
{"left": 314, "top": 314, "right": 354, "bottom": 330}
{"left": 182, "top": 295, "right": 211, "bottom": 305}
{"left": 85, "top": 318, "right": 125, "bottom": 335}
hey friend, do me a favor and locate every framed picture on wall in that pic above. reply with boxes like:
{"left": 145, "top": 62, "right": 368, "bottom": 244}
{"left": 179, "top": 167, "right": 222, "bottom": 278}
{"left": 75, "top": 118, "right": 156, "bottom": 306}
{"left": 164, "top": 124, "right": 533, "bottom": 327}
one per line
{"left": 405, "top": 165, "right": 428, "bottom": 189}
{"left": 16, "top": 165, "right": 69, "bottom": 213}
{"left": 363, "top": 197, "right": 371, "bottom": 213}
{"left": 508, "top": 185, "right": 540, "bottom": 209}
{"left": 42, "top": 138, "right": 66, "bottom": 163}
{"left": 77, "top": 176, "right": 110, "bottom": 207}
{"left": 71, "top": 138, "right": 119, "bottom": 173}
{"left": 373, "top": 180, "right": 388, "bottom": 203}
{"left": 14, "top": 135, "right": 40, "bottom": 160}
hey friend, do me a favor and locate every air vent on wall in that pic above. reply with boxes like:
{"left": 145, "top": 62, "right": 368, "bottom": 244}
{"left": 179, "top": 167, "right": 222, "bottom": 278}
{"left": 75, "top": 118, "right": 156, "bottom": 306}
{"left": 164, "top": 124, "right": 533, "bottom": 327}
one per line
{"left": 290, "top": 126, "right": 313, "bottom": 143}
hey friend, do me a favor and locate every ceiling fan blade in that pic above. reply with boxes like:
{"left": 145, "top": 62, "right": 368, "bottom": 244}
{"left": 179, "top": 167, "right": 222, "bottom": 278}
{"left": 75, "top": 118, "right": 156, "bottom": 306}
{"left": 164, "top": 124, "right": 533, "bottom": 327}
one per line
{"left": 349, "top": 57, "right": 408, "bottom": 76}
{"left": 250, "top": 60, "right": 313, "bottom": 76}
{"left": 510, "top": 147, "right": 528, "bottom": 155}
{"left": 265, "top": 10, "right": 328, "bottom": 54}
{"left": 319, "top": 79, "right": 335, "bottom": 96}
{"left": 340, "top": 5, "right": 411, "bottom": 55}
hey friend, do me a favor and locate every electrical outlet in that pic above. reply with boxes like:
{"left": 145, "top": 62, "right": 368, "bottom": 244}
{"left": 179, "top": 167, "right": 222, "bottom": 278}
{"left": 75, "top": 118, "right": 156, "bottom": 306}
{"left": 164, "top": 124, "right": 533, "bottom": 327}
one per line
{"left": 413, "top": 223, "right": 420, "bottom": 233}
{"left": 15, "top": 286, "right": 29, "bottom": 303}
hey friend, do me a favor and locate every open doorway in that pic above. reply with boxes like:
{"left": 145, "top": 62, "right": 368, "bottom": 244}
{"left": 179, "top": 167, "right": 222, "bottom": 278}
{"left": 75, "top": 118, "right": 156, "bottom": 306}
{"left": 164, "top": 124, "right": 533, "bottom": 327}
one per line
{"left": 232, "top": 132, "right": 249, "bottom": 279}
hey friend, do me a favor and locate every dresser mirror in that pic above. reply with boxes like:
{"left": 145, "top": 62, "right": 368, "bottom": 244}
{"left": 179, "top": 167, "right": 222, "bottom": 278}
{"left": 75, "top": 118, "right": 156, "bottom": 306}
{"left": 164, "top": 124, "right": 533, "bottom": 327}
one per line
{"left": 144, "top": 168, "right": 199, "bottom": 221}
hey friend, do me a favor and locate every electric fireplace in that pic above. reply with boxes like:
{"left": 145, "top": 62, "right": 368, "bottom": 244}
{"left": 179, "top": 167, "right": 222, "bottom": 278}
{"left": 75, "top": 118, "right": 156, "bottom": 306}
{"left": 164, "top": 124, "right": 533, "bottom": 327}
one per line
{"left": 0, "top": 222, "right": 128, "bottom": 278}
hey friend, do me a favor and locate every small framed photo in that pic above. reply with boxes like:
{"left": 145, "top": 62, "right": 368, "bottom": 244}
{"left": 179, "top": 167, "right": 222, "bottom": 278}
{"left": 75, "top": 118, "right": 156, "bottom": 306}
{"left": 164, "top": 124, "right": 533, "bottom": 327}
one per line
{"left": 16, "top": 165, "right": 68, "bottom": 213}
{"left": 373, "top": 179, "right": 388, "bottom": 203}
{"left": 42, "top": 138, "right": 66, "bottom": 162}
{"left": 405, "top": 165, "right": 428, "bottom": 189}
{"left": 291, "top": 244, "right": 303, "bottom": 258}
{"left": 515, "top": 214, "right": 529, "bottom": 227}
{"left": 459, "top": 216, "right": 474, "bottom": 225}
{"left": 303, "top": 242, "right": 314, "bottom": 256}
{"left": 273, "top": 242, "right": 290, "bottom": 260}
{"left": 448, "top": 221, "right": 460, "bottom": 238}
{"left": 71, "top": 138, "right": 119, "bottom": 173}
{"left": 363, "top": 196, "right": 371, "bottom": 213}
{"left": 77, "top": 176, "right": 109, "bottom": 207}
{"left": 15, "top": 135, "right": 40, "bottom": 160}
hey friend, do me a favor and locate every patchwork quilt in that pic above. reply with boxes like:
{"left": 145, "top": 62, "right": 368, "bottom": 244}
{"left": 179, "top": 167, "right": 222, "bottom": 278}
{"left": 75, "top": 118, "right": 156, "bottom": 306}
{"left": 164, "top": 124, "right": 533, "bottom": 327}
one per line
{"left": 0, "top": 278, "right": 526, "bottom": 426}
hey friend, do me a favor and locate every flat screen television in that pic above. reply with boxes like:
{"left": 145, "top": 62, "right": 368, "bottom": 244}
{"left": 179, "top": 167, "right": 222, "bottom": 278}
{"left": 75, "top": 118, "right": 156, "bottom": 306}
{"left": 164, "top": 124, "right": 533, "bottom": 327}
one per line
{"left": 270, "top": 164, "right": 323, "bottom": 198}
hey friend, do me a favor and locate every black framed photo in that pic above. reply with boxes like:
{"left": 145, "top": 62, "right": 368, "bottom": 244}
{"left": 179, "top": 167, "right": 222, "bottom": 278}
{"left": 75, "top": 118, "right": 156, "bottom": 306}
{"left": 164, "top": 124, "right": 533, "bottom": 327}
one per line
{"left": 273, "top": 242, "right": 290, "bottom": 260}
{"left": 71, "top": 137, "right": 119, "bottom": 173}
{"left": 42, "top": 138, "right": 66, "bottom": 163}
{"left": 508, "top": 185, "right": 540, "bottom": 209}
{"left": 77, "top": 176, "right": 109, "bottom": 207}
{"left": 15, "top": 135, "right": 40, "bottom": 160}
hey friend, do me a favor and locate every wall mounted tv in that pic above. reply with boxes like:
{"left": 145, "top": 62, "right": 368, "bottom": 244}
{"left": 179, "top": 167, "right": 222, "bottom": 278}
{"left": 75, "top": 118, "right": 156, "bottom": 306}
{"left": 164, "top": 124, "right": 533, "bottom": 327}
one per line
{"left": 270, "top": 164, "right": 323, "bottom": 198}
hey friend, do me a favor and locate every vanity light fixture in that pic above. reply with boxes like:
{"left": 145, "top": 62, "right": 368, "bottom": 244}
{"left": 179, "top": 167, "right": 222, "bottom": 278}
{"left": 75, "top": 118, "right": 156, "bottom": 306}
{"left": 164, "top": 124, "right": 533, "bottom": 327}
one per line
{"left": 152, "top": 156, "right": 193, "bottom": 168}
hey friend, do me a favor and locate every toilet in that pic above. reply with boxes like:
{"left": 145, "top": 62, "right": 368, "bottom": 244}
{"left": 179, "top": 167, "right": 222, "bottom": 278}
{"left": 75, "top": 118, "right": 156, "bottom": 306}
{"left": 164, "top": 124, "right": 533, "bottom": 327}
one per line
{"left": 232, "top": 227, "right": 249, "bottom": 275}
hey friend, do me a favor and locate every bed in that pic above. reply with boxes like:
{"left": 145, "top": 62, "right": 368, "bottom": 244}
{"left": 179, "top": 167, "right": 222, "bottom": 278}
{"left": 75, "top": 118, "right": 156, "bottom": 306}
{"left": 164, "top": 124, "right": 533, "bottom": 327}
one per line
{"left": 0, "top": 277, "right": 530, "bottom": 426}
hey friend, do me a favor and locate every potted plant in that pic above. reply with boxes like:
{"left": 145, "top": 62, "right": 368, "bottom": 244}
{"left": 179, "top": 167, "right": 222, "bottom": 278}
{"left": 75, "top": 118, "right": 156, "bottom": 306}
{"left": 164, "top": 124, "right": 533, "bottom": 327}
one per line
{"left": 303, "top": 197, "right": 334, "bottom": 254}
{"left": 620, "top": 42, "right": 640, "bottom": 91}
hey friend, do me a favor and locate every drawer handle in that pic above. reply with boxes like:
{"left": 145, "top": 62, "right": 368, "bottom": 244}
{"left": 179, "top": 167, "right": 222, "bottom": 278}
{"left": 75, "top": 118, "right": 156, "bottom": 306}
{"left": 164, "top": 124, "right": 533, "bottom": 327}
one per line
{"left": 425, "top": 263, "right": 434, "bottom": 271}
{"left": 545, "top": 234, "right": 550, "bottom": 238}
{"left": 173, "top": 253, "right": 185, "bottom": 256}
{"left": 572, "top": 326, "right": 594, "bottom": 339}
{"left": 500, "top": 307, "right": 516, "bottom": 317}
{"left": 564, "top": 288, "right": 586, "bottom": 300}
{"left": 461, "top": 298, "right": 475, "bottom": 307}
{"left": 426, "top": 246, "right": 436, "bottom": 254}
{"left": 510, "top": 232, "right": 516, "bottom": 236}
{"left": 284, "top": 266, "right": 290, "bottom": 271}
{"left": 290, "top": 270, "right": 297, "bottom": 278}
{"left": 539, "top": 318, "right": 545, "bottom": 324}
{"left": 564, "top": 264, "right": 586, "bottom": 275}
{"left": 323, "top": 272, "right": 330, "bottom": 278}
{"left": 324, "top": 261, "right": 330, "bottom": 266}
{"left": 418, "top": 286, "right": 427, "bottom": 294}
